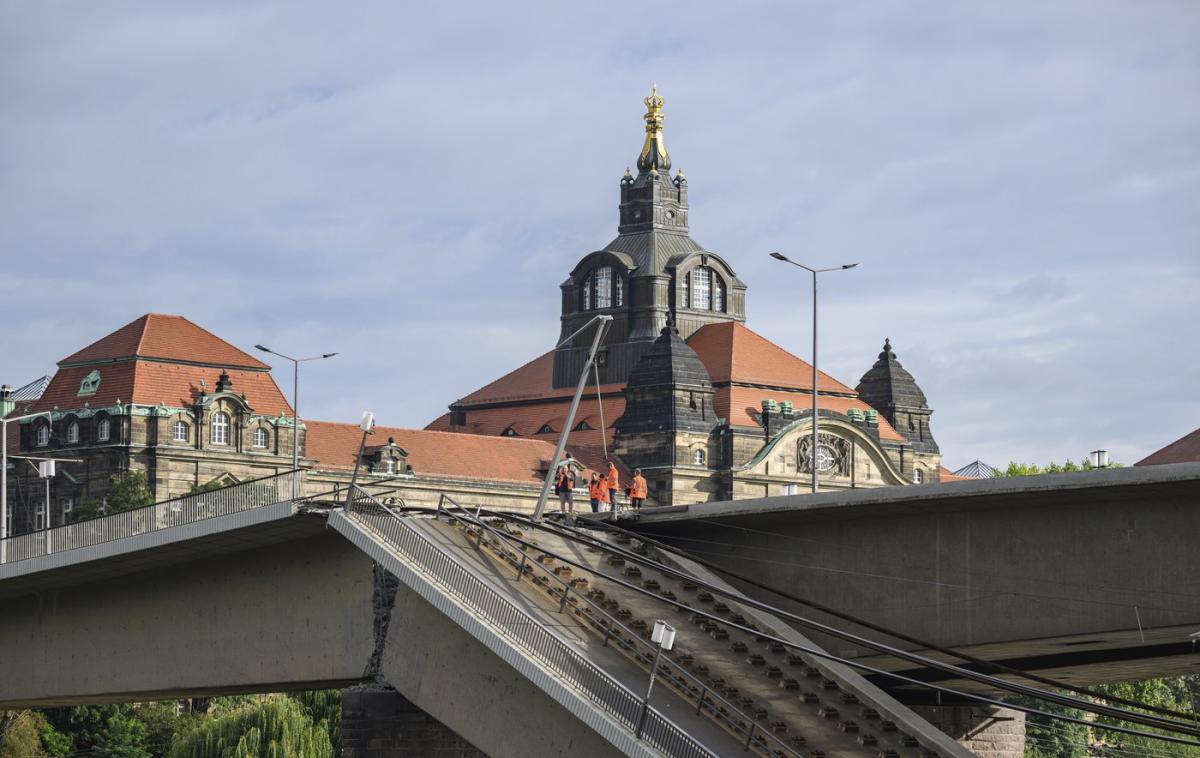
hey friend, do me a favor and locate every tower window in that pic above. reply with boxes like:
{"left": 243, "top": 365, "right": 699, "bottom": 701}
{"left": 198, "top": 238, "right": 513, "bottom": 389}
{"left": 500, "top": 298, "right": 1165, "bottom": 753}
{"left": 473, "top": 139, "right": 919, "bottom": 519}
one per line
{"left": 693, "top": 449, "right": 706, "bottom": 466}
{"left": 691, "top": 266, "right": 711, "bottom": 310}
{"left": 212, "top": 412, "right": 230, "bottom": 445}
{"left": 173, "top": 421, "right": 190, "bottom": 442}
{"left": 252, "top": 428, "right": 269, "bottom": 448}
{"left": 714, "top": 277, "right": 725, "bottom": 312}
{"left": 913, "top": 468, "right": 924, "bottom": 484}
{"left": 582, "top": 266, "right": 623, "bottom": 311}
{"left": 97, "top": 418, "right": 110, "bottom": 442}
{"left": 67, "top": 421, "right": 79, "bottom": 443}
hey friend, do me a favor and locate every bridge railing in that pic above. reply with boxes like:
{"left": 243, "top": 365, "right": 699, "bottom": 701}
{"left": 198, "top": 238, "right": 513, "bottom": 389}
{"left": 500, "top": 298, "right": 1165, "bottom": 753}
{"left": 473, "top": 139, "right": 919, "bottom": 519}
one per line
{"left": 0, "top": 470, "right": 303, "bottom": 565}
{"left": 344, "top": 486, "right": 716, "bottom": 758}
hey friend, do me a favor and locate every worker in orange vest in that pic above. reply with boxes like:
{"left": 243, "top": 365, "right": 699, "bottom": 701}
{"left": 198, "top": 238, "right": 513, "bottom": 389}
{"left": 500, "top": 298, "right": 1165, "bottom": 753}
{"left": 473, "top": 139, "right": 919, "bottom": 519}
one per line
{"left": 630, "top": 468, "right": 648, "bottom": 509}
{"left": 606, "top": 461, "right": 620, "bottom": 511}
{"left": 587, "top": 472, "right": 610, "bottom": 514}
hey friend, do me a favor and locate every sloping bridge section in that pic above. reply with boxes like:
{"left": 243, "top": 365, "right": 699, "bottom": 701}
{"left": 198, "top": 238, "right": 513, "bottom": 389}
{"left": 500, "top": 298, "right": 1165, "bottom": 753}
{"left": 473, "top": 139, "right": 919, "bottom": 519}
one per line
{"left": 619, "top": 462, "right": 1200, "bottom": 695}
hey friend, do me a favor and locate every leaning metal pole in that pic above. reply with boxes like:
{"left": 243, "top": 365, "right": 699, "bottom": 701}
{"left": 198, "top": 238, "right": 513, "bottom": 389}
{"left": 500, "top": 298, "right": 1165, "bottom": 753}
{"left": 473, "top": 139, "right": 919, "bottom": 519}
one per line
{"left": 811, "top": 269, "right": 819, "bottom": 494}
{"left": 532, "top": 315, "right": 613, "bottom": 522}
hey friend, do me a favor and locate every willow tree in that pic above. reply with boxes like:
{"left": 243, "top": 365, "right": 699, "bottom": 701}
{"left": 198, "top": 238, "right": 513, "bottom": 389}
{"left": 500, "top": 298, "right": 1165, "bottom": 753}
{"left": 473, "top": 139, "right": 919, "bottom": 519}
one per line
{"left": 168, "top": 698, "right": 331, "bottom": 758}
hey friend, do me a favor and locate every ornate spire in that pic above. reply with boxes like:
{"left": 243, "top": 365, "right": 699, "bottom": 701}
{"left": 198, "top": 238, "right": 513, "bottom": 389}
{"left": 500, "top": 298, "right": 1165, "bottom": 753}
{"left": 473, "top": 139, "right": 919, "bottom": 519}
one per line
{"left": 637, "top": 84, "right": 671, "bottom": 173}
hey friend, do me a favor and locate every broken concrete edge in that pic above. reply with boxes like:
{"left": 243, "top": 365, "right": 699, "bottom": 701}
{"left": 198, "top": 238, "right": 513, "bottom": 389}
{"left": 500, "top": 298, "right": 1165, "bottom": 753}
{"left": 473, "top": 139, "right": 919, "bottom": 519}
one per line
{"left": 659, "top": 549, "right": 975, "bottom": 758}
{"left": 327, "top": 511, "right": 683, "bottom": 758}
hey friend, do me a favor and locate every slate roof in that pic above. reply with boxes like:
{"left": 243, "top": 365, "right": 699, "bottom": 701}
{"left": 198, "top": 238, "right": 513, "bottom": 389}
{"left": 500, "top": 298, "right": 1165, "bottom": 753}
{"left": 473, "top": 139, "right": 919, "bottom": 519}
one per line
{"left": 855, "top": 338, "right": 929, "bottom": 410}
{"left": 1136, "top": 428, "right": 1200, "bottom": 466}
{"left": 627, "top": 326, "right": 712, "bottom": 390}
{"left": 952, "top": 460, "right": 1000, "bottom": 479}
{"left": 9, "top": 376, "right": 50, "bottom": 403}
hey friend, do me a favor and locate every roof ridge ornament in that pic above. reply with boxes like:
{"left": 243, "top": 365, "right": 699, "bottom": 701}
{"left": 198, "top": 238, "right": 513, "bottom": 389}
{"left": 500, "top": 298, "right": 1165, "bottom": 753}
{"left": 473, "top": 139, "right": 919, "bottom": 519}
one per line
{"left": 637, "top": 83, "right": 671, "bottom": 173}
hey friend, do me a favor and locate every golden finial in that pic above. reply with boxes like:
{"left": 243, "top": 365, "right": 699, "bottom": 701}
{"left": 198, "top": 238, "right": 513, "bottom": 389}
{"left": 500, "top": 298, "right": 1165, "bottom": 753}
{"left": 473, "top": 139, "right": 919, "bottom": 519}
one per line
{"left": 637, "top": 83, "right": 670, "bottom": 172}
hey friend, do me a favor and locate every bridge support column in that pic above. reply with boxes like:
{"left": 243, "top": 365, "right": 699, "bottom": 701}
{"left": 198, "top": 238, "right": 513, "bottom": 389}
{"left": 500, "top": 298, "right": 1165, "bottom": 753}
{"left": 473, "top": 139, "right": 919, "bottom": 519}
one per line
{"left": 911, "top": 705, "right": 1025, "bottom": 758}
{"left": 341, "top": 685, "right": 486, "bottom": 757}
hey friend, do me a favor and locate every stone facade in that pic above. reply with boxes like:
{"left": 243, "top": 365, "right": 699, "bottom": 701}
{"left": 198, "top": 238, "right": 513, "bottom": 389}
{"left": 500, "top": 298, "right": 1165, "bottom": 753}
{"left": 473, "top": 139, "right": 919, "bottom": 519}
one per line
{"left": 341, "top": 686, "right": 484, "bottom": 758}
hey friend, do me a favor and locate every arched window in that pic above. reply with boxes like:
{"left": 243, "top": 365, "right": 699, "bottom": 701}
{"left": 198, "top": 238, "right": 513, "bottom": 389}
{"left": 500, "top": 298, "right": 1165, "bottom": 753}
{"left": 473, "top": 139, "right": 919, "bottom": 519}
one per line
{"left": 693, "top": 449, "right": 706, "bottom": 466}
{"left": 97, "top": 418, "right": 110, "bottom": 442}
{"left": 36, "top": 423, "right": 49, "bottom": 447}
{"left": 912, "top": 468, "right": 924, "bottom": 484}
{"left": 683, "top": 266, "right": 725, "bottom": 312}
{"left": 582, "top": 266, "right": 623, "bottom": 311}
{"left": 212, "top": 412, "right": 230, "bottom": 445}
{"left": 67, "top": 421, "right": 79, "bottom": 444}
{"left": 384, "top": 459, "right": 397, "bottom": 474}
{"left": 252, "top": 428, "right": 269, "bottom": 448}
{"left": 173, "top": 421, "right": 190, "bottom": 442}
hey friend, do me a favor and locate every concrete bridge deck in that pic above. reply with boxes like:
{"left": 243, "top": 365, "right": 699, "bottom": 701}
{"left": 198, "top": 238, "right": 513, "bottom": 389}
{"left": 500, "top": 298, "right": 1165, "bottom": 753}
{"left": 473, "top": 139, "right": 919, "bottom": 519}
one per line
{"left": 613, "top": 462, "right": 1200, "bottom": 692}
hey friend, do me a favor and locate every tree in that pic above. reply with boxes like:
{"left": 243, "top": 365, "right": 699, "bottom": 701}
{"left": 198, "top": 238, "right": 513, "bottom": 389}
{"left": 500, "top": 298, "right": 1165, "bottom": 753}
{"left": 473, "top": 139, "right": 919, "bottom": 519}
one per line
{"left": 69, "top": 471, "right": 154, "bottom": 523}
{"left": 185, "top": 480, "right": 227, "bottom": 496}
{"left": 0, "top": 710, "right": 49, "bottom": 758}
{"left": 167, "top": 697, "right": 332, "bottom": 758}
{"left": 42, "top": 705, "right": 150, "bottom": 758}
{"left": 1090, "top": 676, "right": 1200, "bottom": 757}
{"left": 996, "top": 458, "right": 1122, "bottom": 478}
{"left": 289, "top": 690, "right": 341, "bottom": 754}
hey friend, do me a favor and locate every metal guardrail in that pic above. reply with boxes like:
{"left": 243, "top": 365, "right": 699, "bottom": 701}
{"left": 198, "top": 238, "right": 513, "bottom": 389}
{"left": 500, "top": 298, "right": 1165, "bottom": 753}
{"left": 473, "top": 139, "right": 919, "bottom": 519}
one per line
{"left": 0, "top": 471, "right": 303, "bottom": 565}
{"left": 434, "top": 496, "right": 801, "bottom": 757}
{"left": 344, "top": 487, "right": 717, "bottom": 758}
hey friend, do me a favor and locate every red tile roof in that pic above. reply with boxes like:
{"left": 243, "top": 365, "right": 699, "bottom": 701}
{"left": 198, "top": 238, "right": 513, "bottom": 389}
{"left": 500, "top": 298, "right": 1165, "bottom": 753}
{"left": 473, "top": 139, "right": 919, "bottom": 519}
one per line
{"left": 687, "top": 321, "right": 856, "bottom": 394}
{"left": 938, "top": 465, "right": 972, "bottom": 482}
{"left": 1136, "top": 427, "right": 1200, "bottom": 466}
{"left": 427, "top": 395, "right": 625, "bottom": 450}
{"left": 60, "top": 314, "right": 270, "bottom": 369}
{"left": 306, "top": 420, "right": 570, "bottom": 485}
{"left": 458, "top": 351, "right": 625, "bottom": 406}
{"left": 27, "top": 362, "right": 293, "bottom": 417}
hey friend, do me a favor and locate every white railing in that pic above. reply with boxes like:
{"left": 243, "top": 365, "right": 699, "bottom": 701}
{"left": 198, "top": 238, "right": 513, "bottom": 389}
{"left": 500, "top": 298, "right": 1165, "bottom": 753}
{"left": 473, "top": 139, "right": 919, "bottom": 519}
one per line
{"left": 344, "top": 488, "right": 717, "bottom": 758}
{"left": 0, "top": 471, "right": 303, "bottom": 565}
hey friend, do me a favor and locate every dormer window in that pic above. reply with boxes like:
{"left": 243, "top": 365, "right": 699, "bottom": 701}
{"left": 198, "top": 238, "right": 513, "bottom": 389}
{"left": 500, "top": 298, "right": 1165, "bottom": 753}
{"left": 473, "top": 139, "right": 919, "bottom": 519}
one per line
{"left": 385, "top": 459, "right": 397, "bottom": 474}
{"left": 501, "top": 426, "right": 518, "bottom": 437}
{"left": 212, "top": 412, "right": 230, "bottom": 445}
{"left": 97, "top": 418, "right": 110, "bottom": 442}
{"left": 683, "top": 266, "right": 725, "bottom": 312}
{"left": 573, "top": 420, "right": 593, "bottom": 431}
{"left": 77, "top": 369, "right": 101, "bottom": 397}
{"left": 67, "top": 421, "right": 79, "bottom": 444}
{"left": 537, "top": 424, "right": 554, "bottom": 434}
{"left": 36, "top": 423, "right": 49, "bottom": 447}
{"left": 252, "top": 428, "right": 269, "bottom": 448}
{"left": 582, "top": 266, "right": 623, "bottom": 311}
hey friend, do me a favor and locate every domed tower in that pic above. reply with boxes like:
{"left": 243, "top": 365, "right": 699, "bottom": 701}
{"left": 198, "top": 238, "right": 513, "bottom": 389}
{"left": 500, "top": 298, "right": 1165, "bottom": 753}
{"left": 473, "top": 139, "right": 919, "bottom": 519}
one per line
{"left": 856, "top": 339, "right": 940, "bottom": 480}
{"left": 613, "top": 325, "right": 718, "bottom": 505}
{"left": 553, "top": 86, "right": 747, "bottom": 388}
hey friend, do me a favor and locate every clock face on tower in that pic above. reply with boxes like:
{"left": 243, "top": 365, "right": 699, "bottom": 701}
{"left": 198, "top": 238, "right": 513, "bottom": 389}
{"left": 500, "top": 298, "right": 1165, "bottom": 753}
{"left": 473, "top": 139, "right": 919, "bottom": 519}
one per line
{"left": 815, "top": 444, "right": 837, "bottom": 473}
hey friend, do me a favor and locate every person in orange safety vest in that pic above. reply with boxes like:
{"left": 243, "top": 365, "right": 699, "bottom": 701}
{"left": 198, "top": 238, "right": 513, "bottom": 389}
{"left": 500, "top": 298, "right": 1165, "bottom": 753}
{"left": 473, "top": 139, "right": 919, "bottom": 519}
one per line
{"left": 630, "top": 468, "right": 648, "bottom": 509}
{"left": 606, "top": 461, "right": 620, "bottom": 511}
{"left": 587, "top": 472, "right": 610, "bottom": 514}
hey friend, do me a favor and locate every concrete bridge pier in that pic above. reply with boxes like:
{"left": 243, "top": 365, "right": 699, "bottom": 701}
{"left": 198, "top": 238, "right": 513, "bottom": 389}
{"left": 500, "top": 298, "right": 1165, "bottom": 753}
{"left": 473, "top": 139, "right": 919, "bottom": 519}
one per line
{"left": 911, "top": 705, "right": 1026, "bottom": 758}
{"left": 341, "top": 685, "right": 484, "bottom": 758}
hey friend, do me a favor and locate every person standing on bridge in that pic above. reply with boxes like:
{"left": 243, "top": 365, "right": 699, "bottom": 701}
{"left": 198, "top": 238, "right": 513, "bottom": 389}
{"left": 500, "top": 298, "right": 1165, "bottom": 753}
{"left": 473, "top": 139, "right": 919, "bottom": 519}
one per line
{"left": 555, "top": 455, "right": 577, "bottom": 514}
{"left": 587, "top": 472, "right": 609, "bottom": 514}
{"left": 630, "top": 468, "right": 647, "bottom": 509}
{"left": 606, "top": 461, "right": 621, "bottom": 511}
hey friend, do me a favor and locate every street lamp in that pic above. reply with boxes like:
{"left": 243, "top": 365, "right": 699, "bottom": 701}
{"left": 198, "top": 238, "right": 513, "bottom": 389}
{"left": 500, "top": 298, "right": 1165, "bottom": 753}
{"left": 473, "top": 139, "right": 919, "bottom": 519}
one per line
{"left": 1089, "top": 450, "right": 1110, "bottom": 469}
{"left": 1, "top": 410, "right": 52, "bottom": 563}
{"left": 636, "top": 620, "right": 676, "bottom": 739}
{"left": 255, "top": 344, "right": 338, "bottom": 497}
{"left": 769, "top": 252, "right": 858, "bottom": 493}
{"left": 346, "top": 411, "right": 375, "bottom": 509}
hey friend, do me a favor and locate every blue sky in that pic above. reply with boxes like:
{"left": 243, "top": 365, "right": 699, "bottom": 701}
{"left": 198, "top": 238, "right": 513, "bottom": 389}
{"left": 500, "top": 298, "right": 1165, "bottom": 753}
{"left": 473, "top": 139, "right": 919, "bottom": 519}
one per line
{"left": 2, "top": 2, "right": 1197, "bottom": 468}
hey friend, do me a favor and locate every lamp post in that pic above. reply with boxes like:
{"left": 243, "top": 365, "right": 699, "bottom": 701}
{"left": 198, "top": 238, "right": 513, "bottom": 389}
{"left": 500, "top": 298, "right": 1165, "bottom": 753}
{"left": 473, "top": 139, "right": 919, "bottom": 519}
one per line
{"left": 1, "top": 411, "right": 52, "bottom": 564}
{"left": 636, "top": 620, "right": 676, "bottom": 739}
{"left": 1089, "top": 450, "right": 1110, "bottom": 469}
{"left": 346, "top": 411, "right": 375, "bottom": 510}
{"left": 769, "top": 253, "right": 858, "bottom": 493}
{"left": 255, "top": 345, "right": 337, "bottom": 497}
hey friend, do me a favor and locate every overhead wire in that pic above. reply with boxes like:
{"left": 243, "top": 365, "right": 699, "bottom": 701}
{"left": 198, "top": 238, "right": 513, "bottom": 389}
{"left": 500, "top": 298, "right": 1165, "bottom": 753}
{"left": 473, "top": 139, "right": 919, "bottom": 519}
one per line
{"left": 439, "top": 504, "right": 1200, "bottom": 747}
{"left": 478, "top": 506, "right": 1200, "bottom": 738}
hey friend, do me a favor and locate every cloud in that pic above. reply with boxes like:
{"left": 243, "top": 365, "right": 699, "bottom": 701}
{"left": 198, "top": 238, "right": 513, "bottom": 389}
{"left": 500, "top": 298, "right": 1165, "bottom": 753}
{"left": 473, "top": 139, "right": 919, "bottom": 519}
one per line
{"left": 1, "top": 1, "right": 1197, "bottom": 469}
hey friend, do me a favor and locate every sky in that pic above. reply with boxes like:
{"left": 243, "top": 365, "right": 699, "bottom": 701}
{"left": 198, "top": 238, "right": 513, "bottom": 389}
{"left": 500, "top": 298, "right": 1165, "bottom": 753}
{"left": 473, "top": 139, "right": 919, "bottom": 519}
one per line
{"left": 1, "top": 2, "right": 1197, "bottom": 469}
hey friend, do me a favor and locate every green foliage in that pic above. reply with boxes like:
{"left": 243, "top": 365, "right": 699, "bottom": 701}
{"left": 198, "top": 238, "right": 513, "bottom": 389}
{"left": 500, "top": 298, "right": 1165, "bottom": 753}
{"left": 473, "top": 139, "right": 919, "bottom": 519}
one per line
{"left": 43, "top": 705, "right": 150, "bottom": 758}
{"left": 134, "top": 702, "right": 199, "bottom": 757}
{"left": 1005, "top": 693, "right": 1088, "bottom": 757}
{"left": 186, "top": 481, "right": 227, "bottom": 496}
{"left": 288, "top": 690, "right": 341, "bottom": 753}
{"left": 996, "top": 458, "right": 1123, "bottom": 477}
{"left": 39, "top": 720, "right": 71, "bottom": 757}
{"left": 70, "top": 470, "right": 155, "bottom": 523}
{"left": 1, "top": 710, "right": 49, "bottom": 758}
{"left": 1091, "top": 675, "right": 1200, "bottom": 757}
{"left": 167, "top": 697, "right": 332, "bottom": 758}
